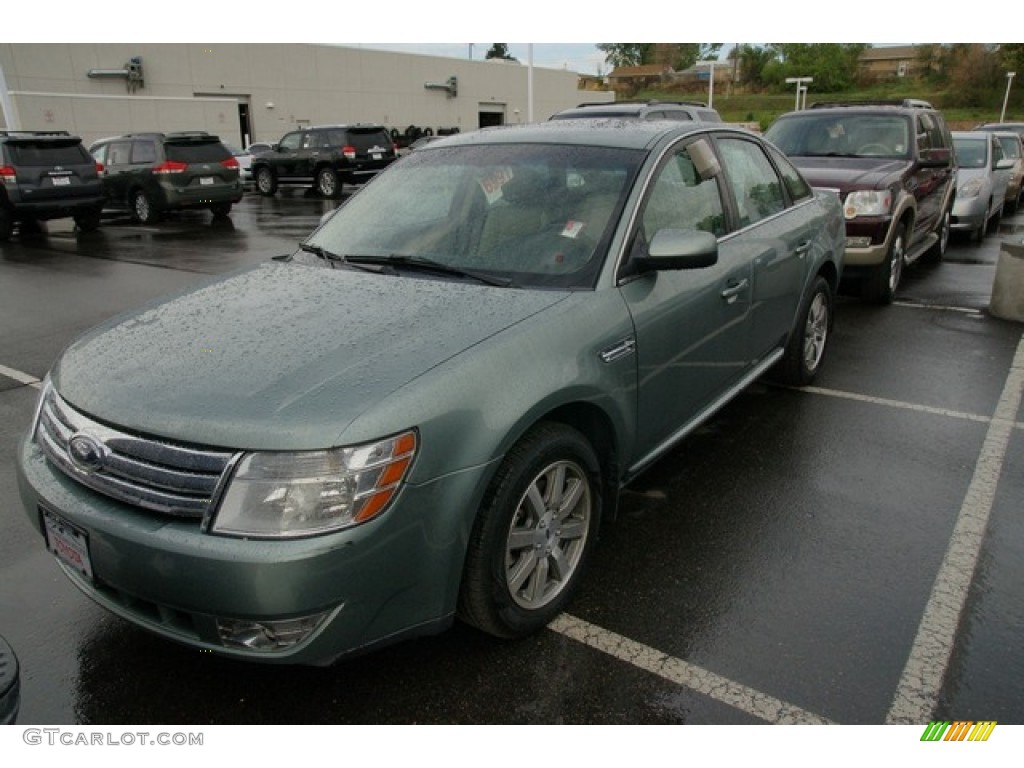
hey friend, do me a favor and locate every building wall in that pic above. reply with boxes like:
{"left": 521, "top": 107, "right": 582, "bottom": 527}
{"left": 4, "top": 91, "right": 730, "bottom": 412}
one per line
{"left": 0, "top": 43, "right": 612, "bottom": 147}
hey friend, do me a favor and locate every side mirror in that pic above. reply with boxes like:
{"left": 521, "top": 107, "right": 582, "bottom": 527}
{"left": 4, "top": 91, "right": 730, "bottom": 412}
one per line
{"left": 996, "top": 158, "right": 1015, "bottom": 170}
{"left": 634, "top": 229, "right": 718, "bottom": 272}
{"left": 920, "top": 147, "right": 952, "bottom": 168}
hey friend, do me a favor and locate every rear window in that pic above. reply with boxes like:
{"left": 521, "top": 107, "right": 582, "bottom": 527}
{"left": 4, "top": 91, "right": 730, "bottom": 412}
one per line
{"left": 165, "top": 140, "right": 231, "bottom": 163}
{"left": 346, "top": 129, "right": 391, "bottom": 151}
{"left": 7, "top": 141, "right": 92, "bottom": 166}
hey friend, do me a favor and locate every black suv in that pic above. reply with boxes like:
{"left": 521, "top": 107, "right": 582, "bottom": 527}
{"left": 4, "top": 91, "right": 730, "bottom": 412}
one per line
{"left": 251, "top": 124, "right": 397, "bottom": 198}
{"left": 0, "top": 130, "right": 104, "bottom": 241}
{"left": 765, "top": 100, "right": 956, "bottom": 303}
{"left": 549, "top": 100, "right": 723, "bottom": 123}
{"left": 88, "top": 132, "right": 243, "bottom": 223}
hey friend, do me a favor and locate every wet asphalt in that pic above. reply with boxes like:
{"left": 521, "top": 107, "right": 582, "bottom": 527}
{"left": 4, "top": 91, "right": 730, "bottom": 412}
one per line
{"left": 1, "top": 189, "right": 1021, "bottom": 725}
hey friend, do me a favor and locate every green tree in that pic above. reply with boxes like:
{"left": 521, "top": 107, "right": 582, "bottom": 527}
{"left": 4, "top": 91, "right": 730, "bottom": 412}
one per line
{"left": 765, "top": 44, "right": 869, "bottom": 92}
{"left": 733, "top": 44, "right": 778, "bottom": 88}
{"left": 597, "top": 44, "right": 652, "bottom": 69}
{"left": 485, "top": 44, "right": 516, "bottom": 61}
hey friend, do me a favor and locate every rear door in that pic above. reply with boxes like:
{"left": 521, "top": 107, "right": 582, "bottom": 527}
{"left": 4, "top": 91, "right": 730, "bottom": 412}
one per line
{"left": 343, "top": 127, "right": 396, "bottom": 178}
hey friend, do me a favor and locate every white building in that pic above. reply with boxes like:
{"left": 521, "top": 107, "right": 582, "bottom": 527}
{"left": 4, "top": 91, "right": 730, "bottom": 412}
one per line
{"left": 0, "top": 43, "right": 612, "bottom": 148}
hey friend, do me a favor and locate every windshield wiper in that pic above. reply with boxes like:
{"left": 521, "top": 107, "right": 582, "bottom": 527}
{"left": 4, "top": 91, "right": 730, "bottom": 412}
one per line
{"left": 345, "top": 254, "right": 514, "bottom": 287}
{"left": 298, "top": 243, "right": 383, "bottom": 273}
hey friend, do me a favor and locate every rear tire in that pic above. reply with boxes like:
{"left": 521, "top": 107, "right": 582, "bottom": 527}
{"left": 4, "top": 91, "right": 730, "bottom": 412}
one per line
{"left": 0, "top": 208, "right": 13, "bottom": 241}
{"left": 209, "top": 202, "right": 232, "bottom": 217}
{"left": 131, "top": 189, "right": 159, "bottom": 224}
{"left": 255, "top": 166, "right": 277, "bottom": 196}
{"left": 776, "top": 276, "right": 833, "bottom": 386}
{"left": 74, "top": 207, "right": 102, "bottom": 232}
{"left": 315, "top": 167, "right": 341, "bottom": 198}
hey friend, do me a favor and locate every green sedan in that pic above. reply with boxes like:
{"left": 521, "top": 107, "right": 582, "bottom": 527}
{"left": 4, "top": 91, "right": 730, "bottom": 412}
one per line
{"left": 17, "top": 120, "right": 845, "bottom": 664}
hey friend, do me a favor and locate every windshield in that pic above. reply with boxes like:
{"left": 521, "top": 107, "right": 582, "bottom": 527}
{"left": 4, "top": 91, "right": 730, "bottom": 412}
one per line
{"left": 766, "top": 113, "right": 912, "bottom": 159}
{"left": 305, "top": 142, "right": 643, "bottom": 290}
{"left": 953, "top": 137, "right": 988, "bottom": 168}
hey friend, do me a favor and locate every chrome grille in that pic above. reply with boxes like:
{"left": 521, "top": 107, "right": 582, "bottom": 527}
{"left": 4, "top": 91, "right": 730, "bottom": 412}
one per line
{"left": 36, "top": 386, "right": 237, "bottom": 518}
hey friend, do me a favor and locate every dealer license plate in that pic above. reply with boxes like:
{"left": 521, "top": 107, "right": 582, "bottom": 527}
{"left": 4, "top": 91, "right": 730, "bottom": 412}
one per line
{"left": 52, "top": 177, "right": 71, "bottom": 186}
{"left": 42, "top": 507, "right": 94, "bottom": 580}
{"left": 200, "top": 177, "right": 215, "bottom": 186}
{"left": 372, "top": 153, "right": 382, "bottom": 160}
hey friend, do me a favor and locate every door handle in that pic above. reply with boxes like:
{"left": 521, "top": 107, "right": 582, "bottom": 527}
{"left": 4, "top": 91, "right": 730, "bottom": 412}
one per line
{"left": 720, "top": 278, "right": 749, "bottom": 303}
{"left": 794, "top": 241, "right": 812, "bottom": 257}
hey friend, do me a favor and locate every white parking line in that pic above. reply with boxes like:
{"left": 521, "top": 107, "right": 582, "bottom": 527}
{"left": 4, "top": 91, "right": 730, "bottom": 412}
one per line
{"left": 550, "top": 614, "right": 833, "bottom": 724}
{"left": 892, "top": 301, "right": 983, "bottom": 315}
{"left": 798, "top": 385, "right": 1024, "bottom": 430}
{"left": 886, "top": 330, "right": 1024, "bottom": 723}
{"left": 0, "top": 363, "right": 42, "bottom": 389}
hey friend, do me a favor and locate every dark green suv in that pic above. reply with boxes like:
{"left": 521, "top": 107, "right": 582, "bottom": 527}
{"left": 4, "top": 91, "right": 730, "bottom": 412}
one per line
{"left": 251, "top": 124, "right": 397, "bottom": 198}
{"left": 0, "top": 130, "right": 105, "bottom": 241}
{"left": 88, "top": 132, "right": 243, "bottom": 223}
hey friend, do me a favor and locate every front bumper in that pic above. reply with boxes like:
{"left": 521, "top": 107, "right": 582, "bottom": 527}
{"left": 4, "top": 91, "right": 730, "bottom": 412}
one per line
{"left": 841, "top": 215, "right": 892, "bottom": 267}
{"left": 17, "top": 433, "right": 488, "bottom": 664}
{"left": 951, "top": 197, "right": 987, "bottom": 232}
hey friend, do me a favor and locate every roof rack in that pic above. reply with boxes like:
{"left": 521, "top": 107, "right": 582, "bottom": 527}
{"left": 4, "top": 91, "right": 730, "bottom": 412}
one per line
{"left": 0, "top": 130, "right": 72, "bottom": 137}
{"left": 573, "top": 99, "right": 709, "bottom": 109}
{"left": 809, "top": 99, "right": 933, "bottom": 109}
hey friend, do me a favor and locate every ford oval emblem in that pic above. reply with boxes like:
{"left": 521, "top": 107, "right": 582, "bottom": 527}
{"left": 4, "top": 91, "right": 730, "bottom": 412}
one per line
{"left": 68, "top": 433, "right": 109, "bottom": 473}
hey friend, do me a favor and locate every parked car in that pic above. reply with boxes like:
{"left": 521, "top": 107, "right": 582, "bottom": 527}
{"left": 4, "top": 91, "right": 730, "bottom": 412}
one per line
{"left": 974, "top": 121, "right": 1024, "bottom": 139}
{"left": 88, "top": 132, "right": 243, "bottom": 223}
{"left": 223, "top": 143, "right": 254, "bottom": 187}
{"left": 764, "top": 99, "right": 957, "bottom": 303}
{"left": 0, "top": 130, "right": 105, "bottom": 241}
{"left": 550, "top": 100, "right": 723, "bottom": 123}
{"left": 993, "top": 131, "right": 1024, "bottom": 213}
{"left": 0, "top": 633, "right": 19, "bottom": 724}
{"left": 17, "top": 120, "right": 844, "bottom": 665}
{"left": 950, "top": 131, "right": 1013, "bottom": 243}
{"left": 250, "top": 124, "right": 397, "bottom": 198}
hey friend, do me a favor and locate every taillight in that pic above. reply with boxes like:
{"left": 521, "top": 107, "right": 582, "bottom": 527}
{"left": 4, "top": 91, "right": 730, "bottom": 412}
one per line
{"left": 95, "top": 162, "right": 105, "bottom": 176}
{"left": 0, "top": 165, "right": 16, "bottom": 184}
{"left": 152, "top": 161, "right": 187, "bottom": 175}
{"left": 221, "top": 157, "right": 239, "bottom": 169}
{"left": 393, "top": 143, "right": 399, "bottom": 154}
{"left": 342, "top": 145, "right": 356, "bottom": 160}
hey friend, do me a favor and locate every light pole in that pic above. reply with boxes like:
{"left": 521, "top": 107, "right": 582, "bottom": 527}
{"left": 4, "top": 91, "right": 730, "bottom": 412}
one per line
{"left": 1000, "top": 71, "right": 1016, "bottom": 123}
{"left": 696, "top": 60, "right": 718, "bottom": 109}
{"left": 785, "top": 77, "right": 813, "bottom": 111}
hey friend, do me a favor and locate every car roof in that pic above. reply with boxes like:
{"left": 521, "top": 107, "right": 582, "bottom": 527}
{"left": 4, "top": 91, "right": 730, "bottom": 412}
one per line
{"left": 415, "top": 119, "right": 746, "bottom": 152}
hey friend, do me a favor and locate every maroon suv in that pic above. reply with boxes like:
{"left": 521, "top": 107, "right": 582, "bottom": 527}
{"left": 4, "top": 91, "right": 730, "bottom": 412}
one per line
{"left": 765, "top": 100, "right": 956, "bottom": 303}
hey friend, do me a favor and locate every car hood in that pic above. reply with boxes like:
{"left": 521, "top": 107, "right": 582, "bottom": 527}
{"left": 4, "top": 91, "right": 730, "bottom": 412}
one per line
{"left": 788, "top": 157, "right": 910, "bottom": 193}
{"left": 52, "top": 261, "right": 570, "bottom": 450}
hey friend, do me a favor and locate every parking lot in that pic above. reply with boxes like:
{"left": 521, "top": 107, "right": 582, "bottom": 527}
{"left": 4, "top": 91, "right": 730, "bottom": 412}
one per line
{"left": 1, "top": 188, "right": 1022, "bottom": 726}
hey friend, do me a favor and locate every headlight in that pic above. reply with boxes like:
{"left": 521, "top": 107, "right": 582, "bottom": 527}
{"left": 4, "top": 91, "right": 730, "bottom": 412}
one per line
{"left": 957, "top": 178, "right": 984, "bottom": 199}
{"left": 844, "top": 190, "right": 892, "bottom": 219}
{"left": 211, "top": 430, "right": 417, "bottom": 538}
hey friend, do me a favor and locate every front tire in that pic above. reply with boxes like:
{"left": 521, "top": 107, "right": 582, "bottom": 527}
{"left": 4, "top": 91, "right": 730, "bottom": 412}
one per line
{"left": 864, "top": 221, "right": 905, "bottom": 304}
{"left": 255, "top": 166, "right": 277, "bottom": 197}
{"left": 458, "top": 423, "right": 601, "bottom": 639}
{"left": 921, "top": 207, "right": 950, "bottom": 265}
{"left": 777, "top": 275, "right": 833, "bottom": 386}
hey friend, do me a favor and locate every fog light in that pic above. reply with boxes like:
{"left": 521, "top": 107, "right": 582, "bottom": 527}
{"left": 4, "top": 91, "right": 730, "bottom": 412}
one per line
{"left": 216, "top": 611, "right": 332, "bottom": 652}
{"left": 846, "top": 236, "right": 872, "bottom": 248}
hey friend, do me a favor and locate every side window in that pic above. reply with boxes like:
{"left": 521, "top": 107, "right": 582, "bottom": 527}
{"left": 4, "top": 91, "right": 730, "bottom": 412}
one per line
{"left": 279, "top": 133, "right": 302, "bottom": 151}
{"left": 640, "top": 142, "right": 726, "bottom": 239}
{"left": 130, "top": 140, "right": 157, "bottom": 164}
{"left": 301, "top": 132, "right": 320, "bottom": 149}
{"left": 106, "top": 140, "right": 133, "bottom": 166}
{"left": 717, "top": 137, "right": 786, "bottom": 226}
{"left": 768, "top": 146, "right": 812, "bottom": 203}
